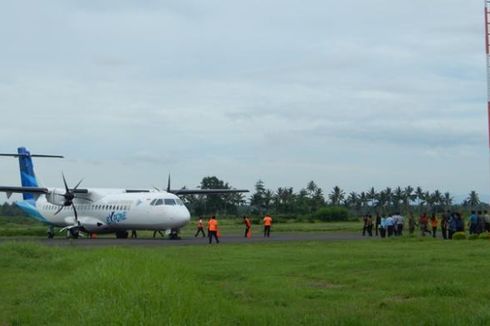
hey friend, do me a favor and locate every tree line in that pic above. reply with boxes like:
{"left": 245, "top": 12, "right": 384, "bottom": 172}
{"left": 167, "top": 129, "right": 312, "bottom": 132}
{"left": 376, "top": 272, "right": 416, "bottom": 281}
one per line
{"left": 0, "top": 177, "right": 487, "bottom": 219}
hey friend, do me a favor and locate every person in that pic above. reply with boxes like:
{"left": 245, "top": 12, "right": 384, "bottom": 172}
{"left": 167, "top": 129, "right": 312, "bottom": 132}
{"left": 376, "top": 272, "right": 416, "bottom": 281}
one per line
{"left": 419, "top": 213, "right": 429, "bottom": 237}
{"left": 395, "top": 213, "right": 404, "bottom": 236}
{"left": 408, "top": 212, "right": 416, "bottom": 235}
{"left": 366, "top": 214, "right": 373, "bottom": 237}
{"left": 195, "top": 217, "right": 206, "bottom": 238}
{"left": 429, "top": 213, "right": 438, "bottom": 238}
{"left": 484, "top": 210, "right": 490, "bottom": 232}
{"left": 375, "top": 213, "right": 381, "bottom": 236}
{"left": 131, "top": 230, "right": 137, "bottom": 238}
{"left": 385, "top": 214, "right": 395, "bottom": 237}
{"left": 379, "top": 216, "right": 386, "bottom": 238}
{"left": 440, "top": 211, "right": 449, "bottom": 240}
{"left": 468, "top": 211, "right": 478, "bottom": 235}
{"left": 455, "top": 213, "right": 464, "bottom": 232}
{"left": 243, "top": 216, "right": 252, "bottom": 238}
{"left": 478, "top": 211, "right": 485, "bottom": 234}
{"left": 362, "top": 214, "right": 368, "bottom": 236}
{"left": 207, "top": 215, "right": 220, "bottom": 244}
{"left": 263, "top": 214, "right": 272, "bottom": 237}
{"left": 448, "top": 212, "right": 458, "bottom": 239}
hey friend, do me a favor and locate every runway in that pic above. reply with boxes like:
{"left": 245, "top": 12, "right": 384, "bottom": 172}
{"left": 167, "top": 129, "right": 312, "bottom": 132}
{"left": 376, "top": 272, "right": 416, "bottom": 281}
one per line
{"left": 1, "top": 232, "right": 368, "bottom": 247}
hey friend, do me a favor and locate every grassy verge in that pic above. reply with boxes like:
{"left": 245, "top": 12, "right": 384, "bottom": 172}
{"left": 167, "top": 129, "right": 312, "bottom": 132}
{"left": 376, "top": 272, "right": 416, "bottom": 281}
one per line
{"left": 1, "top": 239, "right": 490, "bottom": 325}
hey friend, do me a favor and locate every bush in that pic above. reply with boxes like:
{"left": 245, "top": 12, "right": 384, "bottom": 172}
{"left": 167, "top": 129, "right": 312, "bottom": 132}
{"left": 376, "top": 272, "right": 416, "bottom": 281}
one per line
{"left": 313, "top": 207, "right": 349, "bottom": 222}
{"left": 468, "top": 234, "right": 479, "bottom": 241}
{"left": 452, "top": 232, "right": 466, "bottom": 240}
{"left": 479, "top": 232, "right": 490, "bottom": 240}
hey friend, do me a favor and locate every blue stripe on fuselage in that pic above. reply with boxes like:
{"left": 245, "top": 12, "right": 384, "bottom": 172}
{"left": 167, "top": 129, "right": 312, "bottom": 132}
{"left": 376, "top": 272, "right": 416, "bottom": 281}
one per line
{"left": 15, "top": 200, "right": 52, "bottom": 225}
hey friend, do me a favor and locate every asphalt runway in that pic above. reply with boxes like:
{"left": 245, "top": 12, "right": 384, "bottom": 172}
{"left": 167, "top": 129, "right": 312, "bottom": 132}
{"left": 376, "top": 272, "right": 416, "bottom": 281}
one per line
{"left": 2, "top": 232, "right": 368, "bottom": 247}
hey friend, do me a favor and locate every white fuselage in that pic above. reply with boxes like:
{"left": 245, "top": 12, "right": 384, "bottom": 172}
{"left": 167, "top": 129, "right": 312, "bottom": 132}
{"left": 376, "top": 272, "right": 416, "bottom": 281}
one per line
{"left": 30, "top": 189, "right": 191, "bottom": 233}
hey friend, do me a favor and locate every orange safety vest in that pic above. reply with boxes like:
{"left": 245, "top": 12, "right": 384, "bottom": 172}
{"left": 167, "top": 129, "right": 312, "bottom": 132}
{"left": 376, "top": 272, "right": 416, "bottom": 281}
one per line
{"left": 208, "top": 219, "right": 218, "bottom": 231}
{"left": 430, "top": 218, "right": 438, "bottom": 228}
{"left": 263, "top": 216, "right": 272, "bottom": 226}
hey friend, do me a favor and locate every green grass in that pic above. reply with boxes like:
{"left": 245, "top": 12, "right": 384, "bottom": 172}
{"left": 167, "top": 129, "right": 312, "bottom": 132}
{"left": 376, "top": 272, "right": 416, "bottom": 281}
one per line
{"left": 1, "top": 239, "right": 490, "bottom": 325}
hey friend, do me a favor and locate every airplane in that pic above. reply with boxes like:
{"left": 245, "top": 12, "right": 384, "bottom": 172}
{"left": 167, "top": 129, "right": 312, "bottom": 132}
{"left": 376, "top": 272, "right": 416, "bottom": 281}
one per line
{"left": 0, "top": 147, "right": 249, "bottom": 239}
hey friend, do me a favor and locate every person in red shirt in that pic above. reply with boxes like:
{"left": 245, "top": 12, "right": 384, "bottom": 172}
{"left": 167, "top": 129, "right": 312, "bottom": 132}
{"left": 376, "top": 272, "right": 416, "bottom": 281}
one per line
{"left": 207, "top": 216, "right": 220, "bottom": 244}
{"left": 263, "top": 214, "right": 272, "bottom": 237}
{"left": 243, "top": 216, "right": 252, "bottom": 238}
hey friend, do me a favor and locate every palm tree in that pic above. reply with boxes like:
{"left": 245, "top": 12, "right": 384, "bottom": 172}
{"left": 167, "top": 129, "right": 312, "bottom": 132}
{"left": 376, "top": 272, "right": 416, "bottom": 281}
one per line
{"left": 403, "top": 186, "right": 416, "bottom": 211}
{"left": 367, "top": 187, "right": 377, "bottom": 207}
{"left": 466, "top": 191, "right": 480, "bottom": 209}
{"left": 329, "top": 186, "right": 345, "bottom": 206}
{"left": 415, "top": 186, "right": 424, "bottom": 208}
{"left": 442, "top": 192, "right": 453, "bottom": 209}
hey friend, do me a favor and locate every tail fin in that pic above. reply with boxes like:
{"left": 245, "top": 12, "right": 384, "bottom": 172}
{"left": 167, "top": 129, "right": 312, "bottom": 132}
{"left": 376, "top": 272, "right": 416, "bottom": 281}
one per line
{"left": 0, "top": 147, "right": 63, "bottom": 200}
{"left": 17, "top": 147, "right": 39, "bottom": 195}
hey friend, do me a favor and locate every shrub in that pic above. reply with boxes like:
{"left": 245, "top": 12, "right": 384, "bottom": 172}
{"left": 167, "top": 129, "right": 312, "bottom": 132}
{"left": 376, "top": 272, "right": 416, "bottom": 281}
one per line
{"left": 468, "top": 234, "right": 479, "bottom": 241}
{"left": 452, "top": 232, "right": 466, "bottom": 240}
{"left": 479, "top": 232, "right": 490, "bottom": 240}
{"left": 313, "top": 207, "right": 349, "bottom": 222}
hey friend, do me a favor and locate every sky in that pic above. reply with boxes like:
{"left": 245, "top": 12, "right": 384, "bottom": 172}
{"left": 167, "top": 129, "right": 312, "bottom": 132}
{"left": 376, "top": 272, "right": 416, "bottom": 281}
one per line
{"left": 0, "top": 0, "right": 488, "bottom": 202}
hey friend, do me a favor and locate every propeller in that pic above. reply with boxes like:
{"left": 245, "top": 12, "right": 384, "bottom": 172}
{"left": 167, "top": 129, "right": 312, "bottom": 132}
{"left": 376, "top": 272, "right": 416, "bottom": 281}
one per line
{"left": 54, "top": 173, "right": 91, "bottom": 227}
{"left": 167, "top": 174, "right": 171, "bottom": 192}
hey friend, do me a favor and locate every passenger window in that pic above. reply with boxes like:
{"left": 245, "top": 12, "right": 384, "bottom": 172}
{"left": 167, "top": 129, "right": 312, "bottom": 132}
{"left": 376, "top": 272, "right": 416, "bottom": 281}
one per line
{"left": 164, "top": 199, "right": 176, "bottom": 205}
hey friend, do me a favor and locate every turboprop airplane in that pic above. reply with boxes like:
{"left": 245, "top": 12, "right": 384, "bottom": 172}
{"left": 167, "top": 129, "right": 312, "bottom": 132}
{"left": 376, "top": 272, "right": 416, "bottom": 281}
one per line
{"left": 0, "top": 147, "right": 249, "bottom": 239}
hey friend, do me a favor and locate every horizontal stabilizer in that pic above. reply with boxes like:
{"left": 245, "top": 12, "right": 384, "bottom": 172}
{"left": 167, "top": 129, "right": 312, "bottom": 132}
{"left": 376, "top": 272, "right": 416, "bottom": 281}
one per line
{"left": 170, "top": 189, "right": 249, "bottom": 195}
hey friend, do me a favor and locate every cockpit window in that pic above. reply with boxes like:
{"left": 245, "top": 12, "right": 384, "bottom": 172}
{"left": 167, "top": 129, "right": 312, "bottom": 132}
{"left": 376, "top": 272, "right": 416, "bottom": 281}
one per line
{"left": 175, "top": 198, "right": 184, "bottom": 206}
{"left": 155, "top": 199, "right": 164, "bottom": 206}
{"left": 150, "top": 199, "right": 157, "bottom": 206}
{"left": 164, "top": 199, "right": 176, "bottom": 205}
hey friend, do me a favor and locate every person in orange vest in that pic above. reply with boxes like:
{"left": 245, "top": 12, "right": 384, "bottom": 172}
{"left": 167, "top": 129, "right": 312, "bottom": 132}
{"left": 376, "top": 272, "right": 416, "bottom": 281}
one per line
{"left": 195, "top": 217, "right": 206, "bottom": 237}
{"left": 207, "top": 215, "right": 220, "bottom": 244}
{"left": 263, "top": 214, "right": 272, "bottom": 237}
{"left": 243, "top": 216, "right": 252, "bottom": 238}
{"left": 430, "top": 213, "right": 438, "bottom": 238}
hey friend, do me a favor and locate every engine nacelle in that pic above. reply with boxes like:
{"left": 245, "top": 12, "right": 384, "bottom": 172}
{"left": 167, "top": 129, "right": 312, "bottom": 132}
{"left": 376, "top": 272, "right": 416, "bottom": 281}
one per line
{"left": 46, "top": 189, "right": 66, "bottom": 206}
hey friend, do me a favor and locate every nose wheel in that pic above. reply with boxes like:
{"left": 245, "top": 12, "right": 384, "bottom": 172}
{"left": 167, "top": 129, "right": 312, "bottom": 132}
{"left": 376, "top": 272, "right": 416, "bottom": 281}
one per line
{"left": 169, "top": 228, "right": 181, "bottom": 240}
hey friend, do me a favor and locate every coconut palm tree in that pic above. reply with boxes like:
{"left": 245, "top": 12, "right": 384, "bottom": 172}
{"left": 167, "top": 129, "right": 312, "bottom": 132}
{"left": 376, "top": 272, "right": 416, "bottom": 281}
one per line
{"left": 465, "top": 191, "right": 480, "bottom": 209}
{"left": 329, "top": 186, "right": 345, "bottom": 206}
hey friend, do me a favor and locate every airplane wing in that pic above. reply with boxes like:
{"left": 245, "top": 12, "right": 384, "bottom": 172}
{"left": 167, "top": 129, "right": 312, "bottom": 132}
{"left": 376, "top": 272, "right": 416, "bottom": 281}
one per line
{"left": 0, "top": 186, "right": 88, "bottom": 198}
{"left": 169, "top": 189, "right": 249, "bottom": 195}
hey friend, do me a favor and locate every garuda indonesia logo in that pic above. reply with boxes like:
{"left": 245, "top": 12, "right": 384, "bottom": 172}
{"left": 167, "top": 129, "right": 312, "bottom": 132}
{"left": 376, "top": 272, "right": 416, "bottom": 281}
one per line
{"left": 106, "top": 211, "right": 127, "bottom": 224}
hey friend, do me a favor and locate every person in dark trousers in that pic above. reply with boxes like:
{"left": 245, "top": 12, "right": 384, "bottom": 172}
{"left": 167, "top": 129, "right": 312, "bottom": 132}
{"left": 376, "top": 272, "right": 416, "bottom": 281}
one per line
{"left": 362, "top": 214, "right": 368, "bottom": 236}
{"left": 195, "top": 217, "right": 206, "bottom": 237}
{"left": 131, "top": 230, "right": 137, "bottom": 238}
{"left": 430, "top": 213, "right": 438, "bottom": 238}
{"left": 208, "top": 216, "right": 220, "bottom": 244}
{"left": 366, "top": 215, "right": 373, "bottom": 237}
{"left": 440, "top": 211, "right": 449, "bottom": 240}
{"left": 243, "top": 216, "right": 252, "bottom": 238}
{"left": 408, "top": 212, "right": 416, "bottom": 235}
{"left": 263, "top": 214, "right": 272, "bottom": 237}
{"left": 375, "top": 213, "right": 381, "bottom": 236}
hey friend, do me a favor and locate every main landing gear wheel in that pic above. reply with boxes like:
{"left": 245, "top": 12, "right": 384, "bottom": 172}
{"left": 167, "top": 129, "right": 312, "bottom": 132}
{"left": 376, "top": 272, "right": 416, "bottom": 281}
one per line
{"left": 115, "top": 231, "right": 129, "bottom": 239}
{"left": 169, "top": 229, "right": 181, "bottom": 240}
{"left": 47, "top": 226, "right": 54, "bottom": 239}
{"left": 67, "top": 229, "right": 80, "bottom": 239}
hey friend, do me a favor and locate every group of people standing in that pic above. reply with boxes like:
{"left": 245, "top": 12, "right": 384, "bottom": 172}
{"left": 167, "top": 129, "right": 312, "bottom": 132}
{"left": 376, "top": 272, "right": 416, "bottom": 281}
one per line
{"left": 362, "top": 210, "right": 490, "bottom": 240}
{"left": 195, "top": 214, "right": 273, "bottom": 244}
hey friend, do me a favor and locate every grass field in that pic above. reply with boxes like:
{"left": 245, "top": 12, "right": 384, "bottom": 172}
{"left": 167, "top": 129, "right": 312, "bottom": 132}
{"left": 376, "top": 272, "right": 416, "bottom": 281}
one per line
{"left": 1, "top": 238, "right": 490, "bottom": 325}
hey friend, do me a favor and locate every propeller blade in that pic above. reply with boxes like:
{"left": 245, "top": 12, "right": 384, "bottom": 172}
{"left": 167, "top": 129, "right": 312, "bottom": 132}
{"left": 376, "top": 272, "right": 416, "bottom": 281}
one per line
{"left": 72, "top": 204, "right": 78, "bottom": 223}
{"left": 54, "top": 206, "right": 64, "bottom": 215}
{"left": 73, "top": 178, "right": 84, "bottom": 190}
{"left": 62, "top": 173, "right": 70, "bottom": 193}
{"left": 167, "top": 174, "right": 171, "bottom": 192}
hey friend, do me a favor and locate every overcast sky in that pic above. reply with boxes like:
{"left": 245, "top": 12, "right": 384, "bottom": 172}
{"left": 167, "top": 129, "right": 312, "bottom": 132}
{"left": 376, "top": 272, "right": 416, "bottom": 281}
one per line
{"left": 0, "top": 0, "right": 488, "bottom": 202}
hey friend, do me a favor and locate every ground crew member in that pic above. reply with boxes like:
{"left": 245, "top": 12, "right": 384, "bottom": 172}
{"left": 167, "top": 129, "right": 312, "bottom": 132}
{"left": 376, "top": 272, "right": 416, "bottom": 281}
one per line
{"left": 131, "top": 230, "right": 137, "bottom": 238}
{"left": 243, "top": 216, "right": 252, "bottom": 238}
{"left": 263, "top": 214, "right": 272, "bottom": 237}
{"left": 208, "top": 215, "right": 220, "bottom": 244}
{"left": 195, "top": 217, "right": 206, "bottom": 237}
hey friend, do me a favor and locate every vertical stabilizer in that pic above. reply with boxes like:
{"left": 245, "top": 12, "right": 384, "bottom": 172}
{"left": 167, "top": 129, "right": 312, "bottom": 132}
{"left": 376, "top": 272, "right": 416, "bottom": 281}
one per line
{"left": 17, "top": 147, "right": 39, "bottom": 200}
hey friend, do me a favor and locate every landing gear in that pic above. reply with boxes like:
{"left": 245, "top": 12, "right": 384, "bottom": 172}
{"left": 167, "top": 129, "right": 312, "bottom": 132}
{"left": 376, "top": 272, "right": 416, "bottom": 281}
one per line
{"left": 169, "top": 229, "right": 181, "bottom": 240}
{"left": 47, "top": 226, "right": 54, "bottom": 239}
{"left": 69, "top": 228, "right": 80, "bottom": 239}
{"left": 115, "top": 231, "right": 129, "bottom": 239}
